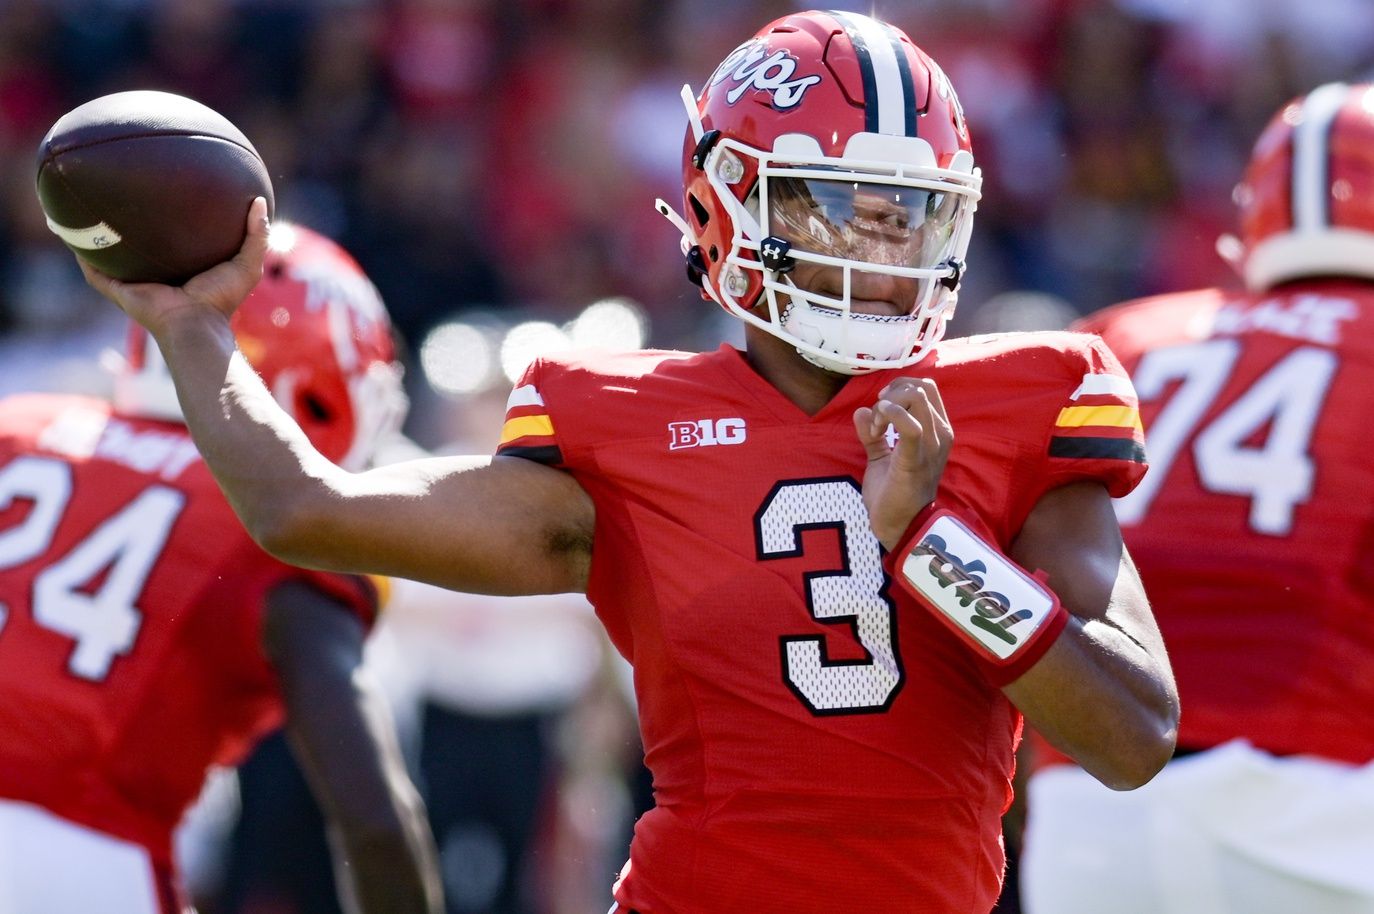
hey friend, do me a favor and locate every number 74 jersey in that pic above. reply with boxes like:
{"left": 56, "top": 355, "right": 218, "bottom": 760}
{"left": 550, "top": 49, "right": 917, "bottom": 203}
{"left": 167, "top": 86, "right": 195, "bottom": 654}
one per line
{"left": 497, "top": 334, "right": 1145, "bottom": 914}
{"left": 1075, "top": 280, "right": 1374, "bottom": 765}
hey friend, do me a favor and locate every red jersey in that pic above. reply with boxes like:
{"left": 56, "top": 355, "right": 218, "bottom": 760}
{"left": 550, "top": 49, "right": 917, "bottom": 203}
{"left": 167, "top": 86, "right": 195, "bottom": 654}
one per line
{"left": 0, "top": 393, "right": 378, "bottom": 866}
{"left": 497, "top": 335, "right": 1144, "bottom": 914}
{"left": 1076, "top": 280, "right": 1374, "bottom": 764}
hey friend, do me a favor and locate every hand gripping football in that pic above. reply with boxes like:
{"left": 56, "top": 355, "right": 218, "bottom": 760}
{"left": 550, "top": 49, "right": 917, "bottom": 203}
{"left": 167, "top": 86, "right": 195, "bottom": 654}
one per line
{"left": 35, "top": 90, "right": 275, "bottom": 285}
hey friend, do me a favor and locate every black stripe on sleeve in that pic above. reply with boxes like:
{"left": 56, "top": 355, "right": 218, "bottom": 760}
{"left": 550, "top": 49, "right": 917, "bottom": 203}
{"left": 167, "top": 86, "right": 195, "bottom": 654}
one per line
{"left": 496, "top": 444, "right": 564, "bottom": 466}
{"left": 1048, "top": 436, "right": 1147, "bottom": 463}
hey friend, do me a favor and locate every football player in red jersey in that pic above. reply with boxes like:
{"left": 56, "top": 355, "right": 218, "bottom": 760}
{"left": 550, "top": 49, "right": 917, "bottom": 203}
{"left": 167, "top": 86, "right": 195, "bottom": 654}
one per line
{"left": 1020, "top": 82, "right": 1374, "bottom": 914}
{"left": 0, "top": 224, "right": 442, "bottom": 914}
{"left": 76, "top": 11, "right": 1178, "bottom": 913}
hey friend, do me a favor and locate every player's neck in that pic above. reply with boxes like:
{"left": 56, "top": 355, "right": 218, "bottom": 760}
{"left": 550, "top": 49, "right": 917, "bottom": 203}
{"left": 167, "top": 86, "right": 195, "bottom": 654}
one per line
{"left": 742, "top": 327, "right": 850, "bottom": 416}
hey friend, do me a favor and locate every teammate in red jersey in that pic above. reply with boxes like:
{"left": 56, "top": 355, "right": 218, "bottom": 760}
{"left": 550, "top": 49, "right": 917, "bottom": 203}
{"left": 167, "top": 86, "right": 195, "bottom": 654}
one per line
{"left": 0, "top": 225, "right": 442, "bottom": 914}
{"left": 75, "top": 11, "right": 1178, "bottom": 913}
{"left": 1020, "top": 82, "right": 1374, "bottom": 914}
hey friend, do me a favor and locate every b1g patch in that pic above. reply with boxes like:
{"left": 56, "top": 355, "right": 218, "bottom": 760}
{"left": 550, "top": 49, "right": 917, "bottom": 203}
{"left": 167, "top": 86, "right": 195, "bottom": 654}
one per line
{"left": 899, "top": 513, "right": 1057, "bottom": 661}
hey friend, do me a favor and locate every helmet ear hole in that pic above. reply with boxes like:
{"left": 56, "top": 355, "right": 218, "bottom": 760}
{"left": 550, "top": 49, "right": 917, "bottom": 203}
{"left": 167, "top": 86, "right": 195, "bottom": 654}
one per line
{"left": 689, "top": 194, "right": 711, "bottom": 229}
{"left": 301, "top": 392, "right": 333, "bottom": 423}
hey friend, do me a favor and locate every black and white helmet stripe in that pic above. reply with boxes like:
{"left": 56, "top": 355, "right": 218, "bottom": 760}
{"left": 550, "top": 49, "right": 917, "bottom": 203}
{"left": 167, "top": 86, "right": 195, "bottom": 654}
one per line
{"left": 829, "top": 10, "right": 918, "bottom": 137}
{"left": 1290, "top": 82, "right": 1349, "bottom": 232}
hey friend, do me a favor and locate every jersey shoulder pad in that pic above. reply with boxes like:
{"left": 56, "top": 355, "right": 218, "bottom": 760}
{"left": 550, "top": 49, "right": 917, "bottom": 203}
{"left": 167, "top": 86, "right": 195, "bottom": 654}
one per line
{"left": 495, "top": 348, "right": 696, "bottom": 466}
{"left": 1041, "top": 333, "right": 1147, "bottom": 496}
{"left": 939, "top": 330, "right": 1147, "bottom": 495}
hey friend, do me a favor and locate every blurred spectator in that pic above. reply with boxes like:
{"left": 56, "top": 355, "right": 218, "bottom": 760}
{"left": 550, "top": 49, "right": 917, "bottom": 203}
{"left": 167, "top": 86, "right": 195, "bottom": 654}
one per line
{"left": 381, "top": 0, "right": 496, "bottom": 127}
{"left": 215, "top": 735, "right": 352, "bottom": 914}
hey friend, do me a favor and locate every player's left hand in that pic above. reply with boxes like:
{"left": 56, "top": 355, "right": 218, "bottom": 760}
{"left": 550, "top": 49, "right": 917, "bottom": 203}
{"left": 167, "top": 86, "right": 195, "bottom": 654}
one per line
{"left": 852, "top": 376, "right": 953, "bottom": 550}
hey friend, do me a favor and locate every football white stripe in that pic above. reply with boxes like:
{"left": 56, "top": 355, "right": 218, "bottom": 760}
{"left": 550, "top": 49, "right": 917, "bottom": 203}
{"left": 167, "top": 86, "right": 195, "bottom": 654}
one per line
{"left": 44, "top": 216, "right": 122, "bottom": 251}
{"left": 844, "top": 13, "right": 908, "bottom": 136}
{"left": 1293, "top": 83, "right": 1348, "bottom": 232}
{"left": 1071, "top": 373, "right": 1136, "bottom": 401}
{"left": 506, "top": 384, "right": 544, "bottom": 410}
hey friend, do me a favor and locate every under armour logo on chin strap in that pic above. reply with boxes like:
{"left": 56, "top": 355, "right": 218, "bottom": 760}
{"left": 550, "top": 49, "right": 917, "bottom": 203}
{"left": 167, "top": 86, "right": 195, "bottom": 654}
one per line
{"left": 760, "top": 235, "right": 795, "bottom": 273}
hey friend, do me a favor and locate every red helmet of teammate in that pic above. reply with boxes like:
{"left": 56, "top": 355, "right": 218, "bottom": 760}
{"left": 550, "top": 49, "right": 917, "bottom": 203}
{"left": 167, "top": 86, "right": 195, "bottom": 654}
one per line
{"left": 659, "top": 9, "right": 982, "bottom": 375}
{"left": 113, "top": 223, "right": 408, "bottom": 471}
{"left": 1235, "top": 82, "right": 1374, "bottom": 291}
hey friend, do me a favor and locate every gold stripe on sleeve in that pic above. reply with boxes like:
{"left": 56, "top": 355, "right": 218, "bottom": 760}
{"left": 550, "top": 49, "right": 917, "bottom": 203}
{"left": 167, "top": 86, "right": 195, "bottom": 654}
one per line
{"left": 499, "top": 414, "right": 555, "bottom": 444}
{"left": 1054, "top": 405, "right": 1142, "bottom": 432}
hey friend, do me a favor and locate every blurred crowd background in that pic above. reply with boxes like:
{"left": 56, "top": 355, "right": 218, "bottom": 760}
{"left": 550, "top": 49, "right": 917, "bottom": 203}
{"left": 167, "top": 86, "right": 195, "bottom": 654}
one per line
{"left": 3, "top": 0, "right": 1373, "bottom": 913}
{"left": 6, "top": 0, "right": 1374, "bottom": 444}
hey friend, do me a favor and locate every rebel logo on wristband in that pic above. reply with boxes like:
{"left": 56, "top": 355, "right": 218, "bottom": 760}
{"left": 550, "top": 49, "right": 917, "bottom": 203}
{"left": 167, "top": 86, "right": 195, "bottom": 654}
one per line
{"left": 899, "top": 514, "right": 1057, "bottom": 661}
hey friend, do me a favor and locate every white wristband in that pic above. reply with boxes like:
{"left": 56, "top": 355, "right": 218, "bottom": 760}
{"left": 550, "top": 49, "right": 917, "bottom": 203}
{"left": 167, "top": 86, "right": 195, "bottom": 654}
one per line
{"left": 896, "top": 510, "right": 1062, "bottom": 664}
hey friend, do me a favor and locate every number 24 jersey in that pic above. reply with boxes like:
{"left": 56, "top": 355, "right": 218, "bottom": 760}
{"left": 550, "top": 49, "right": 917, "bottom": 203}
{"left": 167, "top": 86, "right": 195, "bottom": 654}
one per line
{"left": 497, "top": 334, "right": 1145, "bottom": 914}
{"left": 0, "top": 393, "right": 377, "bottom": 866}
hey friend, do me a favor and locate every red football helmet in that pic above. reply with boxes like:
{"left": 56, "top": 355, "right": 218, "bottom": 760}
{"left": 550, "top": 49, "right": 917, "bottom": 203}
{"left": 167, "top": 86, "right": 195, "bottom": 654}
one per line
{"left": 1233, "top": 82, "right": 1374, "bottom": 291}
{"left": 657, "top": 10, "right": 981, "bottom": 374}
{"left": 113, "top": 223, "right": 408, "bottom": 470}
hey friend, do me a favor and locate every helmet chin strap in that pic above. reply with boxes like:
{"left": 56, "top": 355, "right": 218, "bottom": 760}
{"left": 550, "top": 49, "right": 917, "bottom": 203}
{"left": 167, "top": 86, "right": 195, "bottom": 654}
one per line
{"left": 787, "top": 324, "right": 894, "bottom": 376}
{"left": 774, "top": 275, "right": 921, "bottom": 376}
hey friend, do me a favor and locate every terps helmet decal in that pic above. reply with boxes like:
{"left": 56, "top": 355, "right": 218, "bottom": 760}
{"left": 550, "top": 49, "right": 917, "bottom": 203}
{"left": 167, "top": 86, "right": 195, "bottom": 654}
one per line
{"left": 928, "top": 57, "right": 968, "bottom": 142}
{"left": 710, "top": 39, "right": 822, "bottom": 110}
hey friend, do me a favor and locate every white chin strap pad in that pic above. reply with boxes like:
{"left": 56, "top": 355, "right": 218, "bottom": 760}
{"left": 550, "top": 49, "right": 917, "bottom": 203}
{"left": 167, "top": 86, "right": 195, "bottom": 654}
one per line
{"left": 781, "top": 300, "right": 917, "bottom": 374}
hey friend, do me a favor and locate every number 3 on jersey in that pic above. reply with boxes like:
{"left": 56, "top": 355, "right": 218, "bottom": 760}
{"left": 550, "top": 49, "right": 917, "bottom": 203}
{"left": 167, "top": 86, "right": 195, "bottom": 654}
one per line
{"left": 1115, "top": 339, "right": 1337, "bottom": 535}
{"left": 0, "top": 455, "right": 184, "bottom": 680}
{"left": 756, "top": 478, "right": 903, "bottom": 715}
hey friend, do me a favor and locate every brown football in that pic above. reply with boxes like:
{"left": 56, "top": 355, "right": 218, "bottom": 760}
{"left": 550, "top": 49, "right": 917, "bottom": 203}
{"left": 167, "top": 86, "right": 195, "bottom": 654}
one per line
{"left": 35, "top": 90, "right": 274, "bottom": 285}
